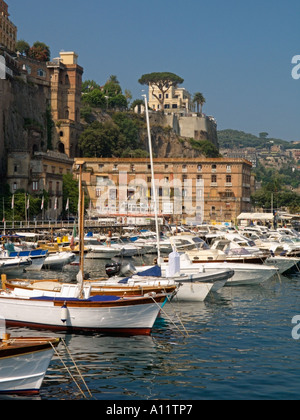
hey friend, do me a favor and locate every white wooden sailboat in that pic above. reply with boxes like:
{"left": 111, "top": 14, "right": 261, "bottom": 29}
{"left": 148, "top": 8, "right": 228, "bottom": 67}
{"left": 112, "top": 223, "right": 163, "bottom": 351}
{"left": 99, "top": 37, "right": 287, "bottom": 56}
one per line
{"left": 0, "top": 163, "right": 167, "bottom": 335}
{"left": 0, "top": 335, "right": 60, "bottom": 395}
{"left": 0, "top": 318, "right": 60, "bottom": 395}
{"left": 0, "top": 285, "right": 168, "bottom": 335}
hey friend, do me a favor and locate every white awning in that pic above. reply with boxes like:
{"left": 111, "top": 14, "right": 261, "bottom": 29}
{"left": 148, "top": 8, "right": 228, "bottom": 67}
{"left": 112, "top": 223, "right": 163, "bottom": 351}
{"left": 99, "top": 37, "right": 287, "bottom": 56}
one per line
{"left": 237, "top": 212, "right": 274, "bottom": 220}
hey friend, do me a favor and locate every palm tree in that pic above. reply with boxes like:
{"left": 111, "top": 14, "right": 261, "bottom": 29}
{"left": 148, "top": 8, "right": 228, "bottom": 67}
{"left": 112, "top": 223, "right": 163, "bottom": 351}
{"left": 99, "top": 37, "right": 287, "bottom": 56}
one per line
{"left": 108, "top": 75, "right": 119, "bottom": 84}
{"left": 193, "top": 92, "right": 206, "bottom": 115}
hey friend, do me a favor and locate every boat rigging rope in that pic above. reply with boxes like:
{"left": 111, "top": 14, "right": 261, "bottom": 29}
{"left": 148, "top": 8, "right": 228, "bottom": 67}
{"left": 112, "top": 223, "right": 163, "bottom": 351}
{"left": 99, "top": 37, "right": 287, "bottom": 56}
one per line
{"left": 149, "top": 294, "right": 189, "bottom": 337}
{"left": 50, "top": 339, "right": 93, "bottom": 399}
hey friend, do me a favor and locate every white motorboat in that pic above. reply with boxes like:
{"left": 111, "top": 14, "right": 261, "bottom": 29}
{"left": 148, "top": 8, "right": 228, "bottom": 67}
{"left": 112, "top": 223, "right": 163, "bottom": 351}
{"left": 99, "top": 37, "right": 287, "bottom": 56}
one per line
{"left": 7, "top": 249, "right": 48, "bottom": 272}
{"left": 164, "top": 234, "right": 268, "bottom": 264}
{"left": 265, "top": 255, "right": 299, "bottom": 274}
{"left": 83, "top": 234, "right": 143, "bottom": 257}
{"left": 200, "top": 261, "right": 278, "bottom": 286}
{"left": 42, "top": 251, "right": 76, "bottom": 269}
{"left": 85, "top": 245, "right": 120, "bottom": 259}
{"left": 98, "top": 273, "right": 214, "bottom": 302}
{"left": 0, "top": 256, "right": 32, "bottom": 275}
{"left": 124, "top": 235, "right": 157, "bottom": 254}
{"left": 140, "top": 251, "right": 278, "bottom": 287}
{"left": 111, "top": 242, "right": 139, "bottom": 257}
{"left": 101, "top": 262, "right": 234, "bottom": 301}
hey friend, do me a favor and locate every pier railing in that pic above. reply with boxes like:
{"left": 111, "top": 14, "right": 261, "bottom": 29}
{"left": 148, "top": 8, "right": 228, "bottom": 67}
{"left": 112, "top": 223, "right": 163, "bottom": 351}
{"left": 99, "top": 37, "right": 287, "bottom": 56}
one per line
{"left": 0, "top": 219, "right": 121, "bottom": 232}
{"left": 0, "top": 218, "right": 160, "bottom": 233}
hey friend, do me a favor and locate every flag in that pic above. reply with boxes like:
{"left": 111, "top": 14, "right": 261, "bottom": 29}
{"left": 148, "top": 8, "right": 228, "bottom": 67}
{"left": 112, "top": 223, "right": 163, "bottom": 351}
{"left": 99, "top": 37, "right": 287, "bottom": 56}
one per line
{"left": 65, "top": 198, "right": 69, "bottom": 211}
{"left": 11, "top": 195, "right": 14, "bottom": 209}
{"left": 70, "top": 223, "right": 76, "bottom": 249}
{"left": 27, "top": 197, "right": 30, "bottom": 210}
{"left": 54, "top": 197, "right": 57, "bottom": 210}
{"left": 41, "top": 196, "right": 44, "bottom": 210}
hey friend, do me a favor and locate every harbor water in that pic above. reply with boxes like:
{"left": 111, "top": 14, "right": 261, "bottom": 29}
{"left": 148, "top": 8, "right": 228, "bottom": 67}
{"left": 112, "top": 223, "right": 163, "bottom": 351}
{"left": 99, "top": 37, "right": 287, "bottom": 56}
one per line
{"left": 5, "top": 255, "right": 300, "bottom": 400}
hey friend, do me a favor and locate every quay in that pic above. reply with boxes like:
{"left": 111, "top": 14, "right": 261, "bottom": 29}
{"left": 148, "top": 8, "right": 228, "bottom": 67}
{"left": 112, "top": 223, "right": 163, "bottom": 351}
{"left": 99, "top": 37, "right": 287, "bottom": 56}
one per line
{"left": 0, "top": 219, "right": 160, "bottom": 236}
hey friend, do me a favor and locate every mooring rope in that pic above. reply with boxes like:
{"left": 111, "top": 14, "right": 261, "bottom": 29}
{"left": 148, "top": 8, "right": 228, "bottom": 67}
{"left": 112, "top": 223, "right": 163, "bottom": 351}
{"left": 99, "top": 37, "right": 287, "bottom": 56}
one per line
{"left": 150, "top": 293, "right": 189, "bottom": 337}
{"left": 50, "top": 339, "right": 93, "bottom": 399}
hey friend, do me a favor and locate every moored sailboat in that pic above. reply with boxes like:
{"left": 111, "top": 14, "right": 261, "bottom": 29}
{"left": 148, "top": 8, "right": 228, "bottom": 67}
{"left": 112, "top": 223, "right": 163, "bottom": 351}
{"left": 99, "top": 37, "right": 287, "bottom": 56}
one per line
{"left": 0, "top": 284, "right": 168, "bottom": 335}
{"left": 0, "top": 317, "right": 60, "bottom": 395}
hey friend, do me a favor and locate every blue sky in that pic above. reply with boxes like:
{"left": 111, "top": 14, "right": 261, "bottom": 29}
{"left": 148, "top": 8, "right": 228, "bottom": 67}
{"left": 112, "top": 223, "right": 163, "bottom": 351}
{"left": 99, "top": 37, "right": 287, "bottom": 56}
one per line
{"left": 9, "top": 0, "right": 300, "bottom": 141}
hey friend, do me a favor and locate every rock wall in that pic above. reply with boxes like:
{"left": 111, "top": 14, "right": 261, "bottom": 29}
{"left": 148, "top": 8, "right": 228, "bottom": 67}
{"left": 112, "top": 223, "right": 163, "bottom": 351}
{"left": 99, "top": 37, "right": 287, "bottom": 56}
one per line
{"left": 0, "top": 77, "right": 50, "bottom": 178}
{"left": 140, "top": 125, "right": 204, "bottom": 158}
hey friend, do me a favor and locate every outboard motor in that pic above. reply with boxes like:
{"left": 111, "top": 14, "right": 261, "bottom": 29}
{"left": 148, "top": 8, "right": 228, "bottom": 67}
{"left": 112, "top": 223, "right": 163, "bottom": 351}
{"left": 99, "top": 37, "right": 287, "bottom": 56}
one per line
{"left": 105, "top": 262, "right": 121, "bottom": 277}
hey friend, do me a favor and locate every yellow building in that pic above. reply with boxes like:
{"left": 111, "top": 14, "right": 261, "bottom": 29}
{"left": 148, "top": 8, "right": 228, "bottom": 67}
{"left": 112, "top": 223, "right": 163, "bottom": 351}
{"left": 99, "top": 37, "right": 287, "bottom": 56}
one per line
{"left": 0, "top": 0, "right": 17, "bottom": 52}
{"left": 148, "top": 84, "right": 195, "bottom": 113}
{"left": 7, "top": 150, "right": 73, "bottom": 220}
{"left": 74, "top": 157, "right": 252, "bottom": 224}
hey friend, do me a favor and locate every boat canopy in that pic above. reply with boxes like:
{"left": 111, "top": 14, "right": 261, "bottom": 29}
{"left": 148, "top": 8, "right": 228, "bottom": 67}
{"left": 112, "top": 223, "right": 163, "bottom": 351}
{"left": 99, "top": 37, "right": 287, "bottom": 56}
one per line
{"left": 237, "top": 213, "right": 274, "bottom": 221}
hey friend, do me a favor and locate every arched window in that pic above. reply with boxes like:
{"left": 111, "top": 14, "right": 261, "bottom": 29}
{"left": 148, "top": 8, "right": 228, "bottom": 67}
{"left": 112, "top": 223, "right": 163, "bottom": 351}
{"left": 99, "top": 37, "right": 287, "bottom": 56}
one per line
{"left": 37, "top": 68, "right": 46, "bottom": 77}
{"left": 58, "top": 142, "right": 65, "bottom": 154}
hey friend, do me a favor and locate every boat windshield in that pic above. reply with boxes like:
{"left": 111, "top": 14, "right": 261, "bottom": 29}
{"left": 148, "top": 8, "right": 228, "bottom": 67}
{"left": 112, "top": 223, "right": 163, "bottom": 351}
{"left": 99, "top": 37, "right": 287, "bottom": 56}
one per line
{"left": 192, "top": 237, "right": 209, "bottom": 249}
{"left": 0, "top": 316, "right": 6, "bottom": 338}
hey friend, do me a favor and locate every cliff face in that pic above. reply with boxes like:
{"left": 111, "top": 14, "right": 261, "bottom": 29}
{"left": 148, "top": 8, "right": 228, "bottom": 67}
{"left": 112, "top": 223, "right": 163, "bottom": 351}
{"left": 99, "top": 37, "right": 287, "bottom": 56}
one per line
{"left": 0, "top": 77, "right": 49, "bottom": 177}
{"left": 82, "top": 109, "right": 218, "bottom": 158}
{"left": 140, "top": 125, "right": 204, "bottom": 158}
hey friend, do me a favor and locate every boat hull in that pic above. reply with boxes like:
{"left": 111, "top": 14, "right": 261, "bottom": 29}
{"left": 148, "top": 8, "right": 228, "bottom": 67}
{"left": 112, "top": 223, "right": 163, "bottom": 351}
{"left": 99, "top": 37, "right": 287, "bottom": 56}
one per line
{"left": 42, "top": 252, "right": 75, "bottom": 269}
{"left": 202, "top": 263, "right": 278, "bottom": 286}
{"left": 265, "top": 256, "right": 299, "bottom": 274}
{"left": 0, "top": 258, "right": 32, "bottom": 275}
{"left": 85, "top": 249, "right": 119, "bottom": 259}
{"left": 135, "top": 265, "right": 234, "bottom": 297}
{"left": 175, "top": 281, "right": 213, "bottom": 302}
{"left": 0, "top": 294, "right": 166, "bottom": 335}
{"left": 0, "top": 337, "right": 59, "bottom": 395}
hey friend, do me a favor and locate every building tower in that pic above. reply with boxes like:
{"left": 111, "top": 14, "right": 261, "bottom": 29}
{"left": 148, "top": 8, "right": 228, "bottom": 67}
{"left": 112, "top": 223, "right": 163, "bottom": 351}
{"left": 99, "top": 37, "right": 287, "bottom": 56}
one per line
{"left": 0, "top": 0, "right": 17, "bottom": 53}
{"left": 47, "top": 51, "right": 83, "bottom": 158}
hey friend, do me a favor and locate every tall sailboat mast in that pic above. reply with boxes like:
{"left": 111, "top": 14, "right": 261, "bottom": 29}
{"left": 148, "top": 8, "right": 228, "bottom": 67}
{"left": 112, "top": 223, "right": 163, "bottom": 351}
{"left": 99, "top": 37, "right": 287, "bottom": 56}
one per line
{"left": 142, "top": 94, "right": 161, "bottom": 265}
{"left": 77, "top": 160, "right": 85, "bottom": 298}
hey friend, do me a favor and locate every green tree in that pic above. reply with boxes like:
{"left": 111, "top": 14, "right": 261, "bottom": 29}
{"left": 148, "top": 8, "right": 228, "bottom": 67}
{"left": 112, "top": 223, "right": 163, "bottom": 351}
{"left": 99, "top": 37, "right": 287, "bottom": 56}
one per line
{"left": 112, "top": 112, "right": 139, "bottom": 141}
{"left": 189, "top": 139, "right": 220, "bottom": 157}
{"left": 82, "top": 80, "right": 100, "bottom": 93}
{"left": 62, "top": 173, "right": 79, "bottom": 216}
{"left": 79, "top": 121, "right": 120, "bottom": 157}
{"left": 103, "top": 77, "right": 127, "bottom": 110}
{"left": 82, "top": 89, "right": 106, "bottom": 108}
{"left": 15, "top": 39, "right": 30, "bottom": 56}
{"left": 80, "top": 104, "right": 94, "bottom": 123}
{"left": 259, "top": 132, "right": 269, "bottom": 139}
{"left": 138, "top": 72, "right": 184, "bottom": 110}
{"left": 108, "top": 93, "right": 127, "bottom": 110}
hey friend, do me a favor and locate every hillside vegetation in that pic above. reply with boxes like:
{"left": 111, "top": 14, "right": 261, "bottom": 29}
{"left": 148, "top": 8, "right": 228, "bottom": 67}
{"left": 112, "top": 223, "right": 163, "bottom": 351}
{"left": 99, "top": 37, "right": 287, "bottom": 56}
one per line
{"left": 218, "top": 129, "right": 299, "bottom": 150}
